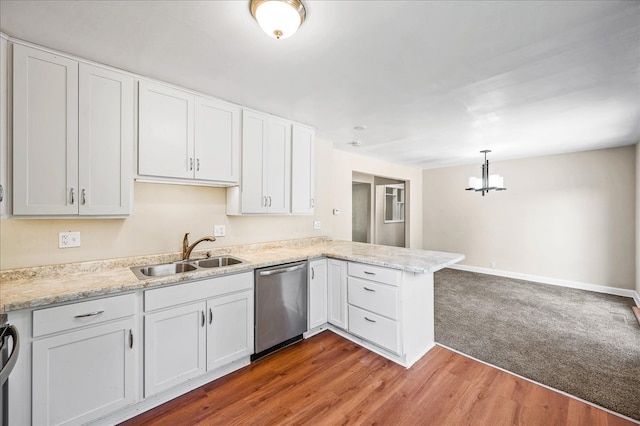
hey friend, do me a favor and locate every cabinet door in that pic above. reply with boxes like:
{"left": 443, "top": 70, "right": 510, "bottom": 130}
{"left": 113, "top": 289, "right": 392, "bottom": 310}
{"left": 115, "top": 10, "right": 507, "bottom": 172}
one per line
{"left": 241, "top": 110, "right": 268, "bottom": 213}
{"left": 138, "top": 80, "right": 194, "bottom": 179}
{"left": 291, "top": 124, "right": 315, "bottom": 214}
{"left": 78, "top": 64, "right": 133, "bottom": 215}
{"left": 207, "top": 290, "right": 254, "bottom": 371}
{"left": 144, "top": 302, "right": 206, "bottom": 397}
{"left": 327, "top": 259, "right": 348, "bottom": 329}
{"left": 13, "top": 44, "right": 79, "bottom": 215}
{"left": 32, "top": 318, "right": 136, "bottom": 426}
{"left": 0, "top": 37, "right": 8, "bottom": 216}
{"left": 308, "top": 259, "right": 328, "bottom": 329}
{"left": 194, "top": 96, "right": 240, "bottom": 183}
{"left": 265, "top": 117, "right": 291, "bottom": 214}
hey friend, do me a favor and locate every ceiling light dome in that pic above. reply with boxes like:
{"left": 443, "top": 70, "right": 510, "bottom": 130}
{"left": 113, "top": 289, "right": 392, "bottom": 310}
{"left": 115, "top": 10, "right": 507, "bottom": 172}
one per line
{"left": 250, "top": 0, "right": 306, "bottom": 40}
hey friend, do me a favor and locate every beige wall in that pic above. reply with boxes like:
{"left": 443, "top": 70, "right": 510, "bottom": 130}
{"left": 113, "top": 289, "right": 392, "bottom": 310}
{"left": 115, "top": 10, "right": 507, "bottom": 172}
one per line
{"left": 330, "top": 147, "right": 423, "bottom": 249}
{"left": 0, "top": 137, "right": 425, "bottom": 269}
{"left": 423, "top": 146, "right": 636, "bottom": 290}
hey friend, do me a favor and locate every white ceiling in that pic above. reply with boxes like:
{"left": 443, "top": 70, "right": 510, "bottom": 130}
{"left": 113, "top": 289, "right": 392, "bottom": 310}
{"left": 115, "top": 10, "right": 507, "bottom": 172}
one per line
{"left": 1, "top": 1, "right": 639, "bottom": 169}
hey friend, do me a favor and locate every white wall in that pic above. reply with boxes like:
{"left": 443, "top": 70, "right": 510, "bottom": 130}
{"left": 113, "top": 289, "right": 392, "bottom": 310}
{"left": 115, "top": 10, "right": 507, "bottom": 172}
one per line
{"left": 423, "top": 146, "right": 636, "bottom": 290}
{"left": 636, "top": 143, "right": 640, "bottom": 297}
{"left": 330, "top": 147, "right": 423, "bottom": 249}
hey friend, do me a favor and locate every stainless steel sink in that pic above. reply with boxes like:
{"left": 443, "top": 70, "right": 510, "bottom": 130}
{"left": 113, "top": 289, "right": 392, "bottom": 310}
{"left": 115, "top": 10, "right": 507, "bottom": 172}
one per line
{"left": 195, "top": 256, "right": 243, "bottom": 268}
{"left": 130, "top": 256, "right": 245, "bottom": 280}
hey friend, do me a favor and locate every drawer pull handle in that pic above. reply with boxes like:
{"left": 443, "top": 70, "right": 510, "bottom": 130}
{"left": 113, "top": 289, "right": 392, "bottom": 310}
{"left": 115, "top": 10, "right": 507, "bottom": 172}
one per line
{"left": 311, "top": 267, "right": 315, "bottom": 279}
{"left": 201, "top": 311, "right": 205, "bottom": 327}
{"left": 209, "top": 308, "right": 213, "bottom": 324}
{"left": 364, "top": 271, "right": 376, "bottom": 275}
{"left": 74, "top": 310, "right": 104, "bottom": 318}
{"left": 129, "top": 329, "right": 134, "bottom": 349}
{"left": 365, "top": 317, "right": 376, "bottom": 323}
{"left": 364, "top": 287, "right": 375, "bottom": 292}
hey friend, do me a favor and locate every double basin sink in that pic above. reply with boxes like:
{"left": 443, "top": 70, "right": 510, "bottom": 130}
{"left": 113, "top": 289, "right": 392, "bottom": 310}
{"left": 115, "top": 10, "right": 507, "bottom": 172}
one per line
{"left": 130, "top": 256, "right": 244, "bottom": 280}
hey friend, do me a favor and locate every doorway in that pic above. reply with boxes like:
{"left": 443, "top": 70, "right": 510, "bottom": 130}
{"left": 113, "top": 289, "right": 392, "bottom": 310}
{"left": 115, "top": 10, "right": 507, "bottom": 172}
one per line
{"left": 352, "top": 172, "right": 407, "bottom": 248}
{"left": 352, "top": 182, "right": 371, "bottom": 243}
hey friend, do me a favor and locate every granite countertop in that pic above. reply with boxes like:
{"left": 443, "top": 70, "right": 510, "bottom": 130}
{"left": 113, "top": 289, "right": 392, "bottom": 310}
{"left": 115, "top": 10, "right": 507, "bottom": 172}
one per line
{"left": 0, "top": 238, "right": 464, "bottom": 313}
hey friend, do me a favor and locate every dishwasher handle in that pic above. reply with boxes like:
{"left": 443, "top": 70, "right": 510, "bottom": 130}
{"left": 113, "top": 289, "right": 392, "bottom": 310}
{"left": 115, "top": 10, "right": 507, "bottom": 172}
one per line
{"left": 259, "top": 264, "right": 305, "bottom": 276}
{"left": 0, "top": 325, "right": 20, "bottom": 386}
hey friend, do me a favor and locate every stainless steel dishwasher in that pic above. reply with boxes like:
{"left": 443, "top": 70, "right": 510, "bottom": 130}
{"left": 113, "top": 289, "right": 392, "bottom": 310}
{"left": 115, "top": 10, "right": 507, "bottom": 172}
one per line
{"left": 253, "top": 261, "right": 308, "bottom": 360}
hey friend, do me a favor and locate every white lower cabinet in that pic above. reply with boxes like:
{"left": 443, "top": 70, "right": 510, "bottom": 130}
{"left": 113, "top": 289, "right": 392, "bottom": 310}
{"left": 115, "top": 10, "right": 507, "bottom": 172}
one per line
{"left": 206, "top": 291, "right": 254, "bottom": 371}
{"left": 308, "top": 258, "right": 328, "bottom": 330}
{"left": 143, "top": 272, "right": 254, "bottom": 398}
{"left": 144, "top": 301, "right": 207, "bottom": 397}
{"left": 327, "top": 259, "right": 348, "bottom": 329}
{"left": 31, "top": 294, "right": 137, "bottom": 426}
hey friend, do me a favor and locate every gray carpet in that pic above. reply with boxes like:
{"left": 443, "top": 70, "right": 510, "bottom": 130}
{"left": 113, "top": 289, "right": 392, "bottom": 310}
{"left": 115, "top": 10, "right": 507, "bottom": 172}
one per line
{"left": 434, "top": 268, "right": 640, "bottom": 421}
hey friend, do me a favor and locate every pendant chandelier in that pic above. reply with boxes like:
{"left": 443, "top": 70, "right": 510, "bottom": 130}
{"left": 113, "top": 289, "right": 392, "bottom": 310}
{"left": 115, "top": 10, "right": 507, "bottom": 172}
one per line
{"left": 465, "top": 150, "right": 506, "bottom": 196}
{"left": 250, "top": 0, "right": 306, "bottom": 40}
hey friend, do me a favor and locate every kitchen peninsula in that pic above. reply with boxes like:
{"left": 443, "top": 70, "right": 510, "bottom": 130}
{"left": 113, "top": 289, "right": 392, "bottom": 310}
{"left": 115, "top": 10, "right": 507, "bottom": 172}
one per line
{"left": 1, "top": 238, "right": 463, "bottom": 425}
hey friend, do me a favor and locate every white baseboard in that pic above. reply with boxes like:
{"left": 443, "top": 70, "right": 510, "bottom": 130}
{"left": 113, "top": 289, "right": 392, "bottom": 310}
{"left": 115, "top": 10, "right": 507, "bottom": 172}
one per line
{"left": 447, "top": 264, "right": 640, "bottom": 306}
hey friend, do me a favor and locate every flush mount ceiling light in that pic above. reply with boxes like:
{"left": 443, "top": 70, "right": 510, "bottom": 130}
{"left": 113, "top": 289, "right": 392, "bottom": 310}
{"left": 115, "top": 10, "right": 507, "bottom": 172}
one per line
{"left": 465, "top": 150, "right": 506, "bottom": 196}
{"left": 250, "top": 0, "right": 306, "bottom": 40}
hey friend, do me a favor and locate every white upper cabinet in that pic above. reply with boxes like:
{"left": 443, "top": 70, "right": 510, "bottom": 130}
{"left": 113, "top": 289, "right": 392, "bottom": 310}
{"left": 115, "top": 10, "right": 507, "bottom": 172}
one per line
{"left": 233, "top": 110, "right": 291, "bottom": 214}
{"left": 78, "top": 63, "right": 134, "bottom": 215}
{"left": 239, "top": 110, "right": 267, "bottom": 213}
{"left": 138, "top": 80, "right": 240, "bottom": 185}
{"left": 138, "top": 81, "right": 194, "bottom": 180}
{"left": 194, "top": 96, "right": 241, "bottom": 183}
{"left": 291, "top": 124, "right": 315, "bottom": 214}
{"left": 265, "top": 116, "right": 291, "bottom": 214}
{"left": 13, "top": 44, "right": 79, "bottom": 215}
{"left": 12, "top": 44, "right": 133, "bottom": 216}
{"left": 0, "top": 36, "right": 8, "bottom": 216}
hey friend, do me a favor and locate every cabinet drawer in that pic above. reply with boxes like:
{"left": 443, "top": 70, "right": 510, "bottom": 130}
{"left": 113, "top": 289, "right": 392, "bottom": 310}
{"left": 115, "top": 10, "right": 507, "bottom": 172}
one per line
{"left": 348, "top": 305, "right": 400, "bottom": 354}
{"left": 33, "top": 293, "right": 136, "bottom": 337}
{"left": 348, "top": 262, "right": 400, "bottom": 286}
{"left": 145, "top": 272, "right": 253, "bottom": 311}
{"left": 348, "top": 277, "right": 398, "bottom": 320}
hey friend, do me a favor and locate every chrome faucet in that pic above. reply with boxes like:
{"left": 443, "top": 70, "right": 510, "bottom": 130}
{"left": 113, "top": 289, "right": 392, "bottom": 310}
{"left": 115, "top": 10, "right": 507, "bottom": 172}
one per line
{"left": 182, "top": 233, "right": 216, "bottom": 261}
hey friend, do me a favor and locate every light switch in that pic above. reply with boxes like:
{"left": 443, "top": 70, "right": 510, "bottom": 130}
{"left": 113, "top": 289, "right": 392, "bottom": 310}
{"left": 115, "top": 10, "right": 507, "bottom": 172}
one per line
{"left": 313, "top": 221, "right": 321, "bottom": 230}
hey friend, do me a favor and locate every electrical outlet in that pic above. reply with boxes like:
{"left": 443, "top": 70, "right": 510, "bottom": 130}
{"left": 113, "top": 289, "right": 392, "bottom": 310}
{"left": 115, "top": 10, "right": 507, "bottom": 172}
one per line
{"left": 214, "top": 225, "right": 226, "bottom": 237}
{"left": 59, "top": 231, "right": 81, "bottom": 248}
{"left": 313, "top": 221, "right": 321, "bottom": 230}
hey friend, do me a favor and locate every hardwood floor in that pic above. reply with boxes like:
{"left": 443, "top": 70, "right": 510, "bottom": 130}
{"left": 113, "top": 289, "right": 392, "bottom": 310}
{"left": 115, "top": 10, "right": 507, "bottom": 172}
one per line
{"left": 121, "top": 331, "right": 636, "bottom": 426}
